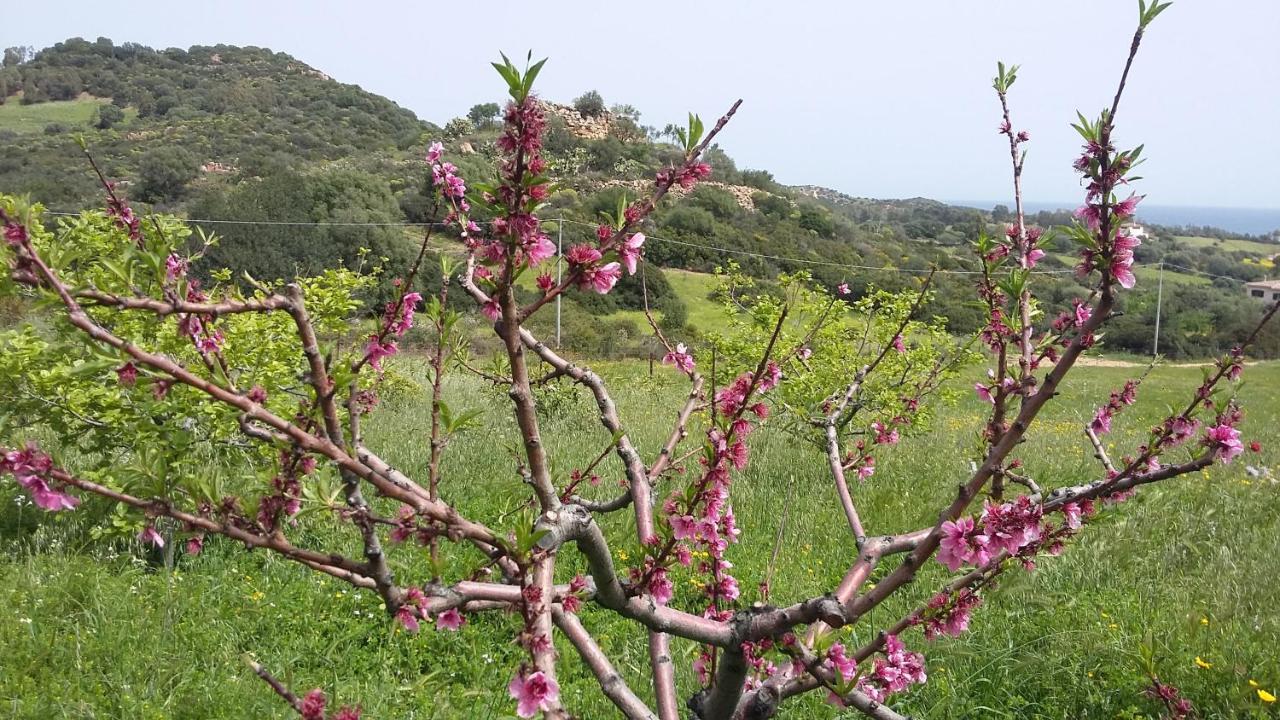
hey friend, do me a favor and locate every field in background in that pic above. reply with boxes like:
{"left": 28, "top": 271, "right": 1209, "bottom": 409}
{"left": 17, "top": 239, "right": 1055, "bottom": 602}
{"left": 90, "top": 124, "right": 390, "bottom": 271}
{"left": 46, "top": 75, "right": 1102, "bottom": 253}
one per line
{"left": 1175, "top": 235, "right": 1280, "bottom": 257}
{"left": 0, "top": 96, "right": 135, "bottom": 133}
{"left": 2, "top": 357, "right": 1278, "bottom": 719}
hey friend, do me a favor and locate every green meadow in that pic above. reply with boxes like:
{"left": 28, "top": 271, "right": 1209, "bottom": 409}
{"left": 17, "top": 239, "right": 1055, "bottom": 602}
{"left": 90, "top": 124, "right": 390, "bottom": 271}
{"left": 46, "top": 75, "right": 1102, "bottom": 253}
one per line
{"left": 2, "top": 355, "right": 1278, "bottom": 719}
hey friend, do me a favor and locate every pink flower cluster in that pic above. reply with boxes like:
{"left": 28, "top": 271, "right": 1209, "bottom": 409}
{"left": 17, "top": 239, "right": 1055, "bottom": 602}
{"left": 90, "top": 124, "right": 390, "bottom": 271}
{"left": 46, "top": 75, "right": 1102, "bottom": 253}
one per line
{"left": 974, "top": 370, "right": 1017, "bottom": 405}
{"left": 1050, "top": 299, "right": 1095, "bottom": 349}
{"left": 1072, "top": 131, "right": 1143, "bottom": 290}
{"left": 656, "top": 161, "right": 712, "bottom": 190}
{"left": 508, "top": 670, "right": 560, "bottom": 718}
{"left": 1, "top": 443, "right": 79, "bottom": 511}
{"left": 1090, "top": 379, "right": 1139, "bottom": 435}
{"left": 828, "top": 635, "right": 926, "bottom": 706}
{"left": 363, "top": 290, "right": 422, "bottom": 372}
{"left": 938, "top": 496, "right": 1046, "bottom": 572}
{"left": 104, "top": 184, "right": 142, "bottom": 243}
{"left": 1004, "top": 224, "right": 1046, "bottom": 268}
{"left": 299, "top": 688, "right": 361, "bottom": 720}
{"left": 2, "top": 211, "right": 27, "bottom": 247}
{"left": 658, "top": 364, "right": 780, "bottom": 618}
{"left": 1144, "top": 679, "right": 1195, "bottom": 719}
{"left": 921, "top": 588, "right": 983, "bottom": 640}
{"left": 662, "top": 342, "right": 695, "bottom": 374}
{"left": 565, "top": 244, "right": 623, "bottom": 295}
{"left": 1205, "top": 422, "right": 1243, "bottom": 464}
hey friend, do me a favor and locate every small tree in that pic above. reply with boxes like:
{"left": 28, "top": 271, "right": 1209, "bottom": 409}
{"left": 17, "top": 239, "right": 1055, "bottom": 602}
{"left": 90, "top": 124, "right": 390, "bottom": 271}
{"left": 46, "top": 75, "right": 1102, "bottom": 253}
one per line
{"left": 94, "top": 103, "right": 124, "bottom": 129}
{"left": 136, "top": 146, "right": 199, "bottom": 202}
{"left": 467, "top": 102, "right": 501, "bottom": 129}
{"left": 443, "top": 116, "right": 474, "bottom": 138}
{"left": 2, "top": 5, "right": 1269, "bottom": 719}
{"left": 573, "top": 89, "right": 605, "bottom": 118}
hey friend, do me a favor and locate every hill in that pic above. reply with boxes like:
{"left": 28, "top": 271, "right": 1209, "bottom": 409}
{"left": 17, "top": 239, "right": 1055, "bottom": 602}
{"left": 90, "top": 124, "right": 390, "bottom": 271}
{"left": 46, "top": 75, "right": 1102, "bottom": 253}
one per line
{"left": 2, "top": 37, "right": 1278, "bottom": 358}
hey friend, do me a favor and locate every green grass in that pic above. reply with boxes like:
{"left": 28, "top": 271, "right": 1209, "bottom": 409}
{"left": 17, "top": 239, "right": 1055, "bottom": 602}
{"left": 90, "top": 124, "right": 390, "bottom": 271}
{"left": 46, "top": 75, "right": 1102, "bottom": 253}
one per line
{"left": 1133, "top": 264, "right": 1210, "bottom": 287}
{"left": 0, "top": 97, "right": 135, "bottom": 134}
{"left": 1175, "top": 235, "right": 1280, "bottom": 257}
{"left": 663, "top": 269, "right": 723, "bottom": 333}
{"left": 3, "top": 360, "right": 1280, "bottom": 719}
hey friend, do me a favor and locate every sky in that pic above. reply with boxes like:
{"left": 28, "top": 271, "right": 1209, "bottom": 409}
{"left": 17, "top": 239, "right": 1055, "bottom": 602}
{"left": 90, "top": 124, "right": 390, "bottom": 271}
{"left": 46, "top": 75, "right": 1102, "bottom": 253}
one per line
{"left": 7, "top": 1, "right": 1280, "bottom": 209}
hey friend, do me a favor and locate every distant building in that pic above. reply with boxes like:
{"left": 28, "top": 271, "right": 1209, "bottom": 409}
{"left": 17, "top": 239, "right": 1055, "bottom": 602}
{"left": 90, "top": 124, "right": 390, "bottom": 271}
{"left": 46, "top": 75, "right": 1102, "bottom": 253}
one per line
{"left": 1245, "top": 279, "right": 1280, "bottom": 302}
{"left": 1123, "top": 223, "right": 1149, "bottom": 240}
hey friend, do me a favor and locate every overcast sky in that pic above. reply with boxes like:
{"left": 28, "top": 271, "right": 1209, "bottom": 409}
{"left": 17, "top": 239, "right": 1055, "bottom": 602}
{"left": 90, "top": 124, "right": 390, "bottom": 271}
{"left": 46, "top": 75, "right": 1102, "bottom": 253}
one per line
{"left": 8, "top": 1, "right": 1279, "bottom": 209}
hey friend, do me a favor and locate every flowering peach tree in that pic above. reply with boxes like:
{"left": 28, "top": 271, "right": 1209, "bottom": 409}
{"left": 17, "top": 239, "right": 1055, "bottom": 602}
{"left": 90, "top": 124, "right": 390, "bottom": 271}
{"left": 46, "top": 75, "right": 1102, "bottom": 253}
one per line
{"left": 1, "top": 6, "right": 1275, "bottom": 719}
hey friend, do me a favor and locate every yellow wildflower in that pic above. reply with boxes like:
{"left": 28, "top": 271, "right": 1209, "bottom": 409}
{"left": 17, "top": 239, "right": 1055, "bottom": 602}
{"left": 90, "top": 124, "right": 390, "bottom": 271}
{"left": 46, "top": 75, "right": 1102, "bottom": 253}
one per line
{"left": 1200, "top": 616, "right": 1209, "bottom": 626}
{"left": 1249, "top": 679, "right": 1259, "bottom": 687}
{"left": 1259, "top": 689, "right": 1276, "bottom": 703}
{"left": 1195, "top": 657, "right": 1212, "bottom": 669}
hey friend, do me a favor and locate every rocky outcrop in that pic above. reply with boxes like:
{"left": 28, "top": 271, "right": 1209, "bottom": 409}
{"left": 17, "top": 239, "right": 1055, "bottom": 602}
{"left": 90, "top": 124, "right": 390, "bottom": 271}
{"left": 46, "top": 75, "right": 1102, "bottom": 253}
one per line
{"left": 539, "top": 101, "right": 612, "bottom": 141}
{"left": 599, "top": 179, "right": 768, "bottom": 212}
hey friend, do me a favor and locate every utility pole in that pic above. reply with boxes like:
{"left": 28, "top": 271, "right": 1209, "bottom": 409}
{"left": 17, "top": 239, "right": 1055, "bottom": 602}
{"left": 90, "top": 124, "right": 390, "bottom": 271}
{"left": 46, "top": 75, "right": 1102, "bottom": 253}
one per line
{"left": 1152, "top": 261, "right": 1164, "bottom": 357}
{"left": 555, "top": 218, "right": 563, "bottom": 349}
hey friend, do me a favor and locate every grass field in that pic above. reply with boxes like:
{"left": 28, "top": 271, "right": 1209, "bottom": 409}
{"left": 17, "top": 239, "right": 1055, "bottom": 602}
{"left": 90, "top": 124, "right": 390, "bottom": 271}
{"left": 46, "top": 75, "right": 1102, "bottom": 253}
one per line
{"left": 1175, "top": 236, "right": 1280, "bottom": 257}
{"left": 2, "top": 355, "right": 1279, "bottom": 719}
{"left": 0, "top": 96, "right": 135, "bottom": 133}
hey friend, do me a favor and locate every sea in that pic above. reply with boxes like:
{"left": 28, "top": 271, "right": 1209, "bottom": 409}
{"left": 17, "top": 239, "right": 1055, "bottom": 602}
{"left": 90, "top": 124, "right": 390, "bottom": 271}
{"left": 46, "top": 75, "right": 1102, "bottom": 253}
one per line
{"left": 948, "top": 200, "right": 1280, "bottom": 237}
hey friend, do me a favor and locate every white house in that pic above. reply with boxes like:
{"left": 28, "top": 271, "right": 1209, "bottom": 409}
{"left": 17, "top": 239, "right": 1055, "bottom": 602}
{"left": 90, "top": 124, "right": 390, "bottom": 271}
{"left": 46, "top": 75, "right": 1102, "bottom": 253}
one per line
{"left": 1245, "top": 279, "right": 1280, "bottom": 302}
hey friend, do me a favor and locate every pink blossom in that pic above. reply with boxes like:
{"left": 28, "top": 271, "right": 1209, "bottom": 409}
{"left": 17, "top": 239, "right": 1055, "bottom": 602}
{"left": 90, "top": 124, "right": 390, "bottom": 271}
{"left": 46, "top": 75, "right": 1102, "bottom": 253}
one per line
{"left": 396, "top": 606, "right": 420, "bottom": 633}
{"left": 619, "top": 232, "right": 645, "bottom": 275}
{"left": 583, "top": 261, "right": 622, "bottom": 294}
{"left": 662, "top": 343, "right": 695, "bottom": 373}
{"left": 649, "top": 567, "right": 674, "bottom": 605}
{"left": 670, "top": 514, "right": 699, "bottom": 540}
{"left": 716, "top": 575, "right": 741, "bottom": 601}
{"left": 1113, "top": 194, "right": 1142, "bottom": 217}
{"left": 938, "top": 516, "right": 990, "bottom": 571}
{"left": 827, "top": 642, "right": 858, "bottom": 681}
{"left": 1062, "top": 502, "right": 1084, "bottom": 530}
{"left": 116, "top": 362, "right": 138, "bottom": 387}
{"left": 856, "top": 456, "right": 876, "bottom": 481}
{"left": 364, "top": 336, "right": 398, "bottom": 371}
{"left": 1074, "top": 204, "right": 1102, "bottom": 231}
{"left": 565, "top": 244, "right": 602, "bottom": 266}
{"left": 436, "top": 607, "right": 465, "bottom": 631}
{"left": 481, "top": 299, "right": 501, "bottom": 321}
{"left": 138, "top": 525, "right": 164, "bottom": 548}
{"left": 300, "top": 689, "right": 327, "bottom": 720}
{"left": 892, "top": 334, "right": 906, "bottom": 353}
{"left": 195, "top": 330, "right": 224, "bottom": 355}
{"left": 247, "top": 385, "right": 267, "bottom": 404}
{"left": 165, "top": 254, "right": 188, "bottom": 281}
{"left": 186, "top": 536, "right": 204, "bottom": 556}
{"left": 980, "top": 497, "right": 1042, "bottom": 555}
{"left": 426, "top": 141, "right": 444, "bottom": 164}
{"left": 3, "top": 217, "right": 27, "bottom": 246}
{"left": 535, "top": 273, "right": 555, "bottom": 291}
{"left": 508, "top": 671, "right": 560, "bottom": 718}
{"left": 1091, "top": 407, "right": 1112, "bottom": 435}
{"left": 524, "top": 235, "right": 556, "bottom": 267}
{"left": 332, "top": 708, "right": 362, "bottom": 720}
{"left": 872, "top": 421, "right": 900, "bottom": 445}
{"left": 1206, "top": 423, "right": 1243, "bottom": 463}
{"left": 974, "top": 382, "right": 994, "bottom": 404}
{"left": 759, "top": 361, "right": 782, "bottom": 392}
{"left": 837, "top": 283, "right": 850, "bottom": 295}
{"left": 384, "top": 292, "right": 422, "bottom": 336}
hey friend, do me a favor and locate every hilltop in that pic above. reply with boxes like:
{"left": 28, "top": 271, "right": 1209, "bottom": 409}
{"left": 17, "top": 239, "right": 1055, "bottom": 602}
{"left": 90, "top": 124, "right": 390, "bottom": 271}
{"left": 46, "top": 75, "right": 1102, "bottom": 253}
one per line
{"left": 2, "top": 37, "right": 1278, "bottom": 358}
